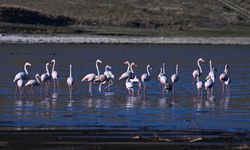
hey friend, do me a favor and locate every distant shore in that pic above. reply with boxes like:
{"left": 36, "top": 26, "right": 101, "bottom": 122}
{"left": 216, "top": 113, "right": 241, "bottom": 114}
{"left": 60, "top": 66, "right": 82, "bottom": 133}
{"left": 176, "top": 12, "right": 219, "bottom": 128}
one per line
{"left": 1, "top": 34, "right": 250, "bottom": 45}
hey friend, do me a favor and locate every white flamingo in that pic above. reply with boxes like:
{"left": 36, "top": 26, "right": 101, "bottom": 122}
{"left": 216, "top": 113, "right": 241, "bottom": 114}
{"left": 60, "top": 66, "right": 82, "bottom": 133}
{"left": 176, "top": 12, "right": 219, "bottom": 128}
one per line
{"left": 104, "top": 65, "right": 115, "bottom": 92}
{"left": 158, "top": 67, "right": 167, "bottom": 96}
{"left": 141, "top": 64, "right": 152, "bottom": 96}
{"left": 171, "top": 64, "right": 179, "bottom": 94}
{"left": 205, "top": 76, "right": 214, "bottom": 100}
{"left": 192, "top": 58, "right": 205, "bottom": 83}
{"left": 94, "top": 65, "right": 112, "bottom": 93}
{"left": 25, "top": 74, "right": 41, "bottom": 95}
{"left": 67, "top": 64, "right": 74, "bottom": 99}
{"left": 41, "top": 62, "right": 51, "bottom": 93}
{"left": 125, "top": 78, "right": 134, "bottom": 97}
{"left": 51, "top": 59, "right": 59, "bottom": 92}
{"left": 119, "top": 61, "right": 132, "bottom": 80}
{"left": 196, "top": 77, "right": 203, "bottom": 97}
{"left": 81, "top": 59, "right": 102, "bottom": 96}
{"left": 219, "top": 64, "right": 230, "bottom": 95}
{"left": 13, "top": 62, "right": 32, "bottom": 82}
{"left": 16, "top": 79, "right": 24, "bottom": 96}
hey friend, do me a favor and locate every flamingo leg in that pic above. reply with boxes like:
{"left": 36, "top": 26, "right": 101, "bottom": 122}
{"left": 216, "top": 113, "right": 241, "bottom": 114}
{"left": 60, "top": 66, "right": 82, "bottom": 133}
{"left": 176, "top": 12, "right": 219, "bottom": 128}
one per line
{"left": 57, "top": 79, "right": 60, "bottom": 92}
{"left": 143, "top": 82, "right": 146, "bottom": 97}
{"left": 53, "top": 79, "right": 56, "bottom": 93}
{"left": 131, "top": 88, "right": 134, "bottom": 97}
{"left": 221, "top": 83, "right": 225, "bottom": 96}
{"left": 89, "top": 82, "right": 93, "bottom": 97}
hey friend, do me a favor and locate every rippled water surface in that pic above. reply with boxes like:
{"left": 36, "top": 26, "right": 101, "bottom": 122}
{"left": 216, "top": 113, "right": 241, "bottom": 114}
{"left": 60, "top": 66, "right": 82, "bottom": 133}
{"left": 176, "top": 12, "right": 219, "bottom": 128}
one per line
{"left": 0, "top": 44, "right": 249, "bottom": 132}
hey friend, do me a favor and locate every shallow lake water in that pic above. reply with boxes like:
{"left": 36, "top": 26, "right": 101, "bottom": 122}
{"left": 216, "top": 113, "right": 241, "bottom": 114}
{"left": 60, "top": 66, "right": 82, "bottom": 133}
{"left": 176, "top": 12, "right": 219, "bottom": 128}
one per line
{"left": 0, "top": 44, "right": 249, "bottom": 132}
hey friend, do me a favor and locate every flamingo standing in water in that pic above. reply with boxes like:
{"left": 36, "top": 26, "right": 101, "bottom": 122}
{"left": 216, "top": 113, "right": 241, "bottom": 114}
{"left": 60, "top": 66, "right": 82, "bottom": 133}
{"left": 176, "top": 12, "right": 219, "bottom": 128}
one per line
{"left": 41, "top": 62, "right": 51, "bottom": 93}
{"left": 207, "top": 60, "right": 217, "bottom": 96}
{"left": 14, "top": 62, "right": 32, "bottom": 94}
{"left": 171, "top": 64, "right": 179, "bottom": 94}
{"left": 219, "top": 64, "right": 230, "bottom": 95}
{"left": 192, "top": 58, "right": 205, "bottom": 84}
{"left": 158, "top": 63, "right": 167, "bottom": 94}
{"left": 25, "top": 74, "right": 41, "bottom": 95}
{"left": 67, "top": 64, "right": 74, "bottom": 99}
{"left": 81, "top": 59, "right": 102, "bottom": 96}
{"left": 141, "top": 64, "right": 152, "bottom": 96}
{"left": 119, "top": 61, "right": 134, "bottom": 80}
{"left": 51, "top": 59, "right": 59, "bottom": 92}
{"left": 196, "top": 77, "right": 203, "bottom": 97}
{"left": 205, "top": 76, "right": 214, "bottom": 100}
{"left": 16, "top": 79, "right": 24, "bottom": 96}
{"left": 94, "top": 65, "right": 111, "bottom": 93}
{"left": 125, "top": 78, "right": 134, "bottom": 97}
{"left": 104, "top": 65, "right": 115, "bottom": 92}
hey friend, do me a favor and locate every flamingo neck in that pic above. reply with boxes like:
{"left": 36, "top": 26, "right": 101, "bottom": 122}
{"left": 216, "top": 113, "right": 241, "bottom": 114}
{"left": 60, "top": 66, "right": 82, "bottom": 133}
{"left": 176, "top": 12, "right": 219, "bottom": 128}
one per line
{"left": 209, "top": 60, "right": 212, "bottom": 72}
{"left": 130, "top": 64, "right": 135, "bottom": 73}
{"left": 70, "top": 65, "right": 72, "bottom": 77}
{"left": 24, "top": 64, "right": 29, "bottom": 75}
{"left": 158, "top": 68, "right": 162, "bottom": 77}
{"left": 96, "top": 61, "right": 100, "bottom": 77}
{"left": 46, "top": 64, "right": 50, "bottom": 75}
{"left": 176, "top": 65, "right": 179, "bottom": 75}
{"left": 163, "top": 63, "right": 165, "bottom": 74}
{"left": 35, "top": 75, "right": 40, "bottom": 84}
{"left": 224, "top": 65, "right": 228, "bottom": 74}
{"left": 147, "top": 65, "right": 150, "bottom": 76}
{"left": 52, "top": 61, "right": 55, "bottom": 72}
{"left": 197, "top": 60, "right": 202, "bottom": 74}
{"left": 126, "top": 62, "right": 131, "bottom": 72}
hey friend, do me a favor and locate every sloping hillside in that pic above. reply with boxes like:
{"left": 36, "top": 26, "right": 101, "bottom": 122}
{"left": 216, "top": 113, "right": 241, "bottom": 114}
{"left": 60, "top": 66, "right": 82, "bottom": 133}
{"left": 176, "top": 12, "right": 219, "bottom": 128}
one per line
{"left": 0, "top": 0, "right": 249, "bottom": 36}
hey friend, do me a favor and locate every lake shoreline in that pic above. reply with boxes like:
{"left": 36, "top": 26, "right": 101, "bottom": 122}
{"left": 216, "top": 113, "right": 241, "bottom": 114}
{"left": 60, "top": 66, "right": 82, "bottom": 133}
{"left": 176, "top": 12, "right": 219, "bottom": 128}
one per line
{"left": 1, "top": 34, "right": 250, "bottom": 45}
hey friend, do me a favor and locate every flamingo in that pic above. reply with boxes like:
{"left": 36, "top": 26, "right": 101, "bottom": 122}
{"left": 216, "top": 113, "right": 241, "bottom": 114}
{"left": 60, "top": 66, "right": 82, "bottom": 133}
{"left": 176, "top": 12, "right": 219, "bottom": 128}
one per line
{"left": 51, "top": 59, "right": 59, "bottom": 92}
{"left": 94, "top": 65, "right": 112, "bottom": 93}
{"left": 41, "top": 62, "right": 51, "bottom": 93}
{"left": 125, "top": 78, "right": 134, "bottom": 97}
{"left": 25, "top": 74, "right": 41, "bottom": 95}
{"left": 81, "top": 59, "right": 102, "bottom": 96}
{"left": 119, "top": 61, "right": 132, "bottom": 80}
{"left": 104, "top": 65, "right": 115, "bottom": 92}
{"left": 67, "top": 64, "right": 74, "bottom": 99}
{"left": 196, "top": 77, "right": 203, "bottom": 97}
{"left": 171, "top": 64, "right": 179, "bottom": 94}
{"left": 13, "top": 62, "right": 32, "bottom": 82}
{"left": 205, "top": 76, "right": 214, "bottom": 100}
{"left": 141, "top": 64, "right": 152, "bottom": 96}
{"left": 158, "top": 67, "right": 167, "bottom": 96}
{"left": 192, "top": 58, "right": 205, "bottom": 83}
{"left": 16, "top": 79, "right": 24, "bottom": 96}
{"left": 219, "top": 64, "right": 230, "bottom": 95}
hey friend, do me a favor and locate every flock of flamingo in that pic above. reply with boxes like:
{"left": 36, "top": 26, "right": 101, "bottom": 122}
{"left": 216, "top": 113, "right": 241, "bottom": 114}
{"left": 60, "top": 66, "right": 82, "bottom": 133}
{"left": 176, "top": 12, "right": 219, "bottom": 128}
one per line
{"left": 13, "top": 58, "right": 231, "bottom": 99}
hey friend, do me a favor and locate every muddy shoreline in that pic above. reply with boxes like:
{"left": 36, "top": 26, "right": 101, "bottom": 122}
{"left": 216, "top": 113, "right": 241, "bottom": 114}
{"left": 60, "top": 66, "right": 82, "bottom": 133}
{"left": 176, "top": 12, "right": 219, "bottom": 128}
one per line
{"left": 1, "top": 34, "right": 250, "bottom": 44}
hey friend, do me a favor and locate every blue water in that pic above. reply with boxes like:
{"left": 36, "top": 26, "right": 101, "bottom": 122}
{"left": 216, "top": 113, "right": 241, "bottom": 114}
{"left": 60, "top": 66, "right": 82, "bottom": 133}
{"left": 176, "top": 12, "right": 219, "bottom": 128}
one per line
{"left": 0, "top": 44, "right": 250, "bottom": 132}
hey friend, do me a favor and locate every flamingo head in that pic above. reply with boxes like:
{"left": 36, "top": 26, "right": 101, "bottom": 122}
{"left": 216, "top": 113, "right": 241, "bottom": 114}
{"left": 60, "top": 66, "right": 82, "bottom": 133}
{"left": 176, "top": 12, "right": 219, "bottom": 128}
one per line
{"left": 96, "top": 59, "right": 102, "bottom": 63}
{"left": 176, "top": 64, "right": 179, "bottom": 68}
{"left": 131, "top": 62, "right": 137, "bottom": 68}
{"left": 35, "top": 73, "right": 40, "bottom": 78}
{"left": 51, "top": 59, "right": 55, "bottom": 63}
{"left": 148, "top": 64, "right": 152, "bottom": 70}
{"left": 198, "top": 58, "right": 205, "bottom": 63}
{"left": 206, "top": 75, "right": 212, "bottom": 80}
{"left": 25, "top": 62, "right": 32, "bottom": 67}
{"left": 123, "top": 61, "right": 129, "bottom": 65}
